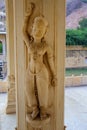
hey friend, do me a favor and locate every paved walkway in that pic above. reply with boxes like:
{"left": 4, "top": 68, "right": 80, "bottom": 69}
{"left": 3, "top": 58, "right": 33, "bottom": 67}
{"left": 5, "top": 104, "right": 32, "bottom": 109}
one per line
{"left": 0, "top": 93, "right": 16, "bottom": 130}
{"left": 65, "top": 86, "right": 87, "bottom": 130}
{"left": 0, "top": 86, "right": 87, "bottom": 130}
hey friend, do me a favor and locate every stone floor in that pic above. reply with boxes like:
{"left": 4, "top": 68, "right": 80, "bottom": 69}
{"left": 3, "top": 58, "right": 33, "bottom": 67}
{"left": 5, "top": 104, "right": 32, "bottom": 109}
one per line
{"left": 0, "top": 93, "right": 16, "bottom": 130}
{"left": 0, "top": 86, "right": 87, "bottom": 130}
{"left": 65, "top": 86, "right": 87, "bottom": 130}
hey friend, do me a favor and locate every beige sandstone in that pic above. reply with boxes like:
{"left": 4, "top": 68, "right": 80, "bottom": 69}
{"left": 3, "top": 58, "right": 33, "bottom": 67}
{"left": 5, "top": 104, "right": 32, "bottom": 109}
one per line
{"left": 11, "top": 0, "right": 65, "bottom": 130}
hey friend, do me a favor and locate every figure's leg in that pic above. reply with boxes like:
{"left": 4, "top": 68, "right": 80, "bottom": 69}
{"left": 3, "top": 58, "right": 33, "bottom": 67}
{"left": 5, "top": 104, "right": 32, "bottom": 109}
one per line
{"left": 25, "top": 71, "right": 37, "bottom": 107}
{"left": 36, "top": 67, "right": 49, "bottom": 119}
{"left": 25, "top": 71, "right": 39, "bottom": 119}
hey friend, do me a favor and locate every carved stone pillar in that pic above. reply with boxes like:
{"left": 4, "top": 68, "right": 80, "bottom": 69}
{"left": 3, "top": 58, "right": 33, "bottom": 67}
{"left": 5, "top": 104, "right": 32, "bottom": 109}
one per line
{"left": 13, "top": 0, "right": 65, "bottom": 130}
{"left": 6, "top": 0, "right": 16, "bottom": 114}
{"left": 6, "top": 75, "right": 16, "bottom": 113}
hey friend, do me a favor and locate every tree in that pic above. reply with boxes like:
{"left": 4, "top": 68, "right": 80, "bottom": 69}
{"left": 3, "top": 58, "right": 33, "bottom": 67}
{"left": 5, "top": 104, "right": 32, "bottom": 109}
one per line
{"left": 78, "top": 18, "right": 87, "bottom": 29}
{"left": 81, "top": 0, "right": 87, "bottom": 3}
{"left": 0, "top": 41, "right": 3, "bottom": 53}
{"left": 66, "top": 29, "right": 87, "bottom": 46}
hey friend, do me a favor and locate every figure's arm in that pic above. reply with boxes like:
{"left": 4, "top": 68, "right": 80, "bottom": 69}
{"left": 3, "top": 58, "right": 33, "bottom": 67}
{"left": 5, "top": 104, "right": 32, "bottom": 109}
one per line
{"left": 47, "top": 46, "right": 55, "bottom": 76}
{"left": 44, "top": 45, "right": 56, "bottom": 87}
{"left": 23, "top": 3, "right": 35, "bottom": 48}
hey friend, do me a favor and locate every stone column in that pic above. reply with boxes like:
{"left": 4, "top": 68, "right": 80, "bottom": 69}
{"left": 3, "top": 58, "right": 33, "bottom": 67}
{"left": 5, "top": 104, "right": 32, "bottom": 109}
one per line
{"left": 6, "top": 75, "right": 16, "bottom": 113}
{"left": 55, "top": 0, "right": 65, "bottom": 129}
{"left": 14, "top": 0, "right": 26, "bottom": 129}
{"left": 5, "top": 0, "right": 16, "bottom": 114}
{"left": 13, "top": 0, "right": 65, "bottom": 130}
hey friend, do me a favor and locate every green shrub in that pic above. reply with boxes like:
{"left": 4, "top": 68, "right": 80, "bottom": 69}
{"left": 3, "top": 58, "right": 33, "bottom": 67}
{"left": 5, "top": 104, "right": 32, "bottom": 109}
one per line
{"left": 0, "top": 42, "right": 3, "bottom": 53}
{"left": 66, "top": 29, "right": 87, "bottom": 46}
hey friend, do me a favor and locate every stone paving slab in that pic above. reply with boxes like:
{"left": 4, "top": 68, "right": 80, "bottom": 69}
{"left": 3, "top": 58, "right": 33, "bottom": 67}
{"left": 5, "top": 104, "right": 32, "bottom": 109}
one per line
{"left": 65, "top": 86, "right": 87, "bottom": 130}
{"left": 0, "top": 93, "right": 16, "bottom": 130}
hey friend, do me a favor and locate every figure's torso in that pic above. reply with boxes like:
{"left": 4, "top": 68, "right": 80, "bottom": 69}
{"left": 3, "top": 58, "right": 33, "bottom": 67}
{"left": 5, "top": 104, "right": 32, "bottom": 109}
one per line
{"left": 28, "top": 42, "right": 48, "bottom": 74}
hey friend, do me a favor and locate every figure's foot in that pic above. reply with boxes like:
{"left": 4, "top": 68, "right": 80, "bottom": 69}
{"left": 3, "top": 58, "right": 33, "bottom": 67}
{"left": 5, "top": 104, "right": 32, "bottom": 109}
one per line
{"left": 31, "top": 108, "right": 39, "bottom": 120}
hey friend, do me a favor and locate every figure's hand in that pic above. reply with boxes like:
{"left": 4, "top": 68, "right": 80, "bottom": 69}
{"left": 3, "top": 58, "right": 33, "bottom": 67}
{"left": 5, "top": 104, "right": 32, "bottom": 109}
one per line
{"left": 26, "top": 3, "right": 35, "bottom": 16}
{"left": 49, "top": 75, "right": 57, "bottom": 87}
{"left": 51, "top": 77, "right": 57, "bottom": 87}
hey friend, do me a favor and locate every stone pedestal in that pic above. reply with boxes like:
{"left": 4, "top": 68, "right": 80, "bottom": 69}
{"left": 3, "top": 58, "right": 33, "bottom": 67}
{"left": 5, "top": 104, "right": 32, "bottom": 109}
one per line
{"left": 6, "top": 75, "right": 16, "bottom": 114}
{"left": 26, "top": 114, "right": 50, "bottom": 129}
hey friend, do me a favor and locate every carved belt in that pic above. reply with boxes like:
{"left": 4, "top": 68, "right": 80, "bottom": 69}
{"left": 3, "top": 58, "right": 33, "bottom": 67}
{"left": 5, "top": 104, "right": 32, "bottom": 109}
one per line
{"left": 29, "top": 66, "right": 43, "bottom": 75}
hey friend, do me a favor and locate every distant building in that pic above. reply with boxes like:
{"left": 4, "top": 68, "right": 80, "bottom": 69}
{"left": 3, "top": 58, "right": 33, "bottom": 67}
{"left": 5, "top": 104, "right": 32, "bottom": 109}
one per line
{"left": 0, "top": 31, "right": 6, "bottom": 57}
{"left": 0, "top": 11, "right": 6, "bottom": 31}
{"left": 0, "top": 31, "right": 7, "bottom": 79}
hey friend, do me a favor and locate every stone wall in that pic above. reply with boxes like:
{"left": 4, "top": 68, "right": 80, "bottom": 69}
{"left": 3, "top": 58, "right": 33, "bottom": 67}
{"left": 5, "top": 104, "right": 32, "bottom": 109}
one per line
{"left": 66, "top": 47, "right": 87, "bottom": 68}
{"left": 65, "top": 74, "right": 87, "bottom": 87}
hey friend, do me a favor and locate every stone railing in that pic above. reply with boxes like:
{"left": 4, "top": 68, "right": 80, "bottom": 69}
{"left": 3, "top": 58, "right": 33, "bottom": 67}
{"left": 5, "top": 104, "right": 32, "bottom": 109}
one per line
{"left": 66, "top": 46, "right": 87, "bottom": 51}
{"left": 65, "top": 74, "right": 87, "bottom": 87}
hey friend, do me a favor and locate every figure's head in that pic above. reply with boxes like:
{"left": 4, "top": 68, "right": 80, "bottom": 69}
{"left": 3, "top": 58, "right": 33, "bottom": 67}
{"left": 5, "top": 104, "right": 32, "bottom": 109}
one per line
{"left": 31, "top": 16, "right": 48, "bottom": 40}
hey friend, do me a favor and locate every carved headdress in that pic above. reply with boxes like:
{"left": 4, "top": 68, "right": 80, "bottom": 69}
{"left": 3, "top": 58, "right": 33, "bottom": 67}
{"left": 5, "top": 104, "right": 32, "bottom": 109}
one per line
{"left": 33, "top": 16, "right": 48, "bottom": 28}
{"left": 30, "top": 16, "right": 48, "bottom": 43}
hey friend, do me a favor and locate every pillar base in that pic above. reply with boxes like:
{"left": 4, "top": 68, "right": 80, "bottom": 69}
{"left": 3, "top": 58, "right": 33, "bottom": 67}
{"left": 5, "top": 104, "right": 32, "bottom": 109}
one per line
{"left": 6, "top": 75, "right": 16, "bottom": 114}
{"left": 6, "top": 102, "right": 16, "bottom": 114}
{"left": 26, "top": 114, "right": 50, "bottom": 128}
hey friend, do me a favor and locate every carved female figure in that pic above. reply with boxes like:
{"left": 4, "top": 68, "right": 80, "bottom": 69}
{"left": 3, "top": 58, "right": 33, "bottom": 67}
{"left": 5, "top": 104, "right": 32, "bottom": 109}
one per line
{"left": 23, "top": 3, "right": 56, "bottom": 120}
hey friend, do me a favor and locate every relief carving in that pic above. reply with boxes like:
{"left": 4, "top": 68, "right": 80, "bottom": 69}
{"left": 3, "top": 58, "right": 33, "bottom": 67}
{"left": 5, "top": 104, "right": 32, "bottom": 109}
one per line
{"left": 7, "top": 75, "right": 15, "bottom": 102}
{"left": 23, "top": 3, "right": 56, "bottom": 127}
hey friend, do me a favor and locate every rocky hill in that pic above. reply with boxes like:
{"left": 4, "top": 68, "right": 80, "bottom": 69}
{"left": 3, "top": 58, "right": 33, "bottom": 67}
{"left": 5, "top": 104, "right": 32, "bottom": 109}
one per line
{"left": 66, "top": 0, "right": 87, "bottom": 29}
{"left": 0, "top": 0, "right": 5, "bottom": 11}
{"left": 66, "top": 0, "right": 82, "bottom": 16}
{"left": 0, "top": 0, "right": 87, "bottom": 30}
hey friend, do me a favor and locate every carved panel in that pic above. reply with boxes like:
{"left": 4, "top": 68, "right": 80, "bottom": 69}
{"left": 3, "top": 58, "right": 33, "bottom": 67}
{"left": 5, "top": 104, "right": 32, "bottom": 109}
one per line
{"left": 23, "top": 1, "right": 56, "bottom": 130}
